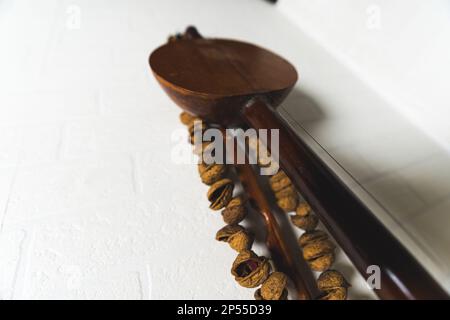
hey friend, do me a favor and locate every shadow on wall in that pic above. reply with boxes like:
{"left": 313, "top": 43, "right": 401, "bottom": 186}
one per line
{"left": 283, "top": 86, "right": 450, "bottom": 231}
{"left": 281, "top": 88, "right": 325, "bottom": 124}
{"left": 273, "top": 87, "right": 449, "bottom": 299}
{"left": 279, "top": 86, "right": 450, "bottom": 224}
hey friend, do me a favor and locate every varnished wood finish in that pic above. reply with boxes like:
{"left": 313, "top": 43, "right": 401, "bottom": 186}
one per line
{"left": 222, "top": 129, "right": 320, "bottom": 300}
{"left": 149, "top": 26, "right": 449, "bottom": 299}
{"left": 151, "top": 39, "right": 296, "bottom": 96}
{"left": 150, "top": 31, "right": 296, "bottom": 126}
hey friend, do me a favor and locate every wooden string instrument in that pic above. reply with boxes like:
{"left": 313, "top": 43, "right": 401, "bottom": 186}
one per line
{"left": 149, "top": 26, "right": 448, "bottom": 299}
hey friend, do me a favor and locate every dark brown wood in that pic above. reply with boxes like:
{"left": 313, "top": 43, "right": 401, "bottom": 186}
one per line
{"left": 222, "top": 129, "right": 320, "bottom": 300}
{"left": 149, "top": 27, "right": 296, "bottom": 126}
{"left": 149, "top": 26, "right": 449, "bottom": 299}
{"left": 242, "top": 98, "right": 449, "bottom": 300}
{"left": 184, "top": 26, "right": 203, "bottom": 40}
{"left": 151, "top": 39, "right": 296, "bottom": 96}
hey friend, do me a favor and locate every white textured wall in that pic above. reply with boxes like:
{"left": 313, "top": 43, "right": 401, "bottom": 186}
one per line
{"left": 279, "top": 0, "right": 450, "bottom": 150}
{"left": 276, "top": 0, "right": 450, "bottom": 290}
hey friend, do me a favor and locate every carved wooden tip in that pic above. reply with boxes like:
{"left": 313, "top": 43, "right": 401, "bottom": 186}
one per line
{"left": 184, "top": 26, "right": 202, "bottom": 39}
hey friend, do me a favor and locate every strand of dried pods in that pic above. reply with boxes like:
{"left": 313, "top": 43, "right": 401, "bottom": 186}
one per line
{"left": 180, "top": 112, "right": 290, "bottom": 300}
{"left": 250, "top": 138, "right": 351, "bottom": 300}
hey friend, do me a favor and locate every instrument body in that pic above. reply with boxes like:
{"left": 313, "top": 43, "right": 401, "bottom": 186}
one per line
{"left": 150, "top": 38, "right": 297, "bottom": 125}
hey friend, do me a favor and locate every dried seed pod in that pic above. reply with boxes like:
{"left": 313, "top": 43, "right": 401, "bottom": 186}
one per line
{"left": 277, "top": 195, "right": 298, "bottom": 213}
{"left": 198, "top": 163, "right": 226, "bottom": 185}
{"left": 317, "top": 270, "right": 350, "bottom": 291}
{"left": 188, "top": 121, "right": 207, "bottom": 144}
{"left": 269, "top": 170, "right": 287, "bottom": 183}
{"left": 308, "top": 253, "right": 335, "bottom": 272}
{"left": 222, "top": 207, "right": 246, "bottom": 225}
{"left": 290, "top": 212, "right": 319, "bottom": 231}
{"left": 254, "top": 287, "right": 288, "bottom": 300}
{"left": 222, "top": 197, "right": 247, "bottom": 225}
{"left": 179, "top": 112, "right": 197, "bottom": 126}
{"left": 274, "top": 184, "right": 296, "bottom": 199}
{"left": 227, "top": 196, "right": 244, "bottom": 208}
{"left": 188, "top": 120, "right": 206, "bottom": 134}
{"left": 216, "top": 225, "right": 253, "bottom": 252}
{"left": 207, "top": 178, "right": 234, "bottom": 210}
{"left": 229, "top": 230, "right": 253, "bottom": 252}
{"left": 269, "top": 171, "right": 292, "bottom": 193}
{"left": 320, "top": 287, "right": 347, "bottom": 300}
{"left": 231, "top": 250, "right": 270, "bottom": 288}
{"left": 303, "top": 240, "right": 335, "bottom": 261}
{"left": 296, "top": 202, "right": 311, "bottom": 217}
{"left": 318, "top": 270, "right": 349, "bottom": 300}
{"left": 260, "top": 272, "right": 288, "bottom": 300}
{"left": 298, "top": 230, "right": 329, "bottom": 247}
{"left": 303, "top": 239, "right": 335, "bottom": 272}
{"left": 216, "top": 225, "right": 244, "bottom": 242}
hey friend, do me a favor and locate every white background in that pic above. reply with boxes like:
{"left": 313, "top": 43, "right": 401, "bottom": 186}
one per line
{"left": 280, "top": 0, "right": 450, "bottom": 150}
